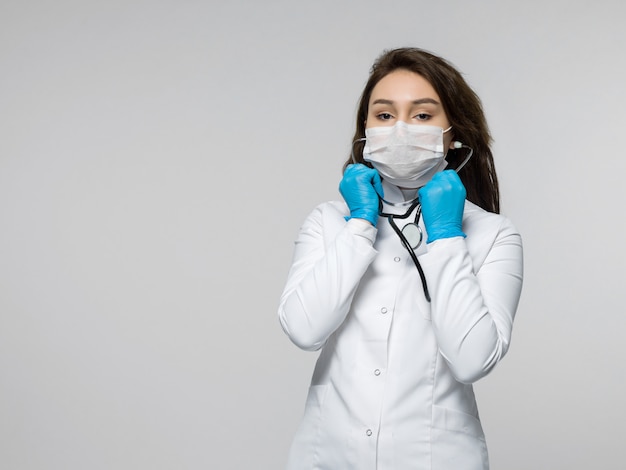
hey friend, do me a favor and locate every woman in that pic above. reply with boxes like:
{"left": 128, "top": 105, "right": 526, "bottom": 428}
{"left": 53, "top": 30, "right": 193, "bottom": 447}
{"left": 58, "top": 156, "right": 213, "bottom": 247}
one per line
{"left": 278, "top": 47, "right": 523, "bottom": 470}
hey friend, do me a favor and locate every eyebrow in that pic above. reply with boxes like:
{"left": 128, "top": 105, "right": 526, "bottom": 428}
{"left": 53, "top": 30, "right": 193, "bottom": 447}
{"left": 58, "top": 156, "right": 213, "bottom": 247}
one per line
{"left": 372, "top": 98, "right": 441, "bottom": 106}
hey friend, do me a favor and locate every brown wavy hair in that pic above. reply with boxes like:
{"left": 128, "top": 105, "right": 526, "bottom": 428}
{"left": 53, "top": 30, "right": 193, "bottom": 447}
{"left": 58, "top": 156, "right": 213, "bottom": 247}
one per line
{"left": 344, "top": 47, "right": 500, "bottom": 214}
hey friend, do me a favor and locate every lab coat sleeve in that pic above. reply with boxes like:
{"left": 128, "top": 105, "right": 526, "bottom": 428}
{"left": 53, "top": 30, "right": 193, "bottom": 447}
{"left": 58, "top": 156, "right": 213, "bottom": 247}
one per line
{"left": 422, "top": 217, "right": 523, "bottom": 384}
{"left": 278, "top": 206, "right": 378, "bottom": 351}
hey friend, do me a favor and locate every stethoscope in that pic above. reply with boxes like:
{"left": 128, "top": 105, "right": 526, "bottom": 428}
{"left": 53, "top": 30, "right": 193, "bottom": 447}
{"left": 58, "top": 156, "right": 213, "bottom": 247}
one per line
{"left": 354, "top": 140, "right": 473, "bottom": 303}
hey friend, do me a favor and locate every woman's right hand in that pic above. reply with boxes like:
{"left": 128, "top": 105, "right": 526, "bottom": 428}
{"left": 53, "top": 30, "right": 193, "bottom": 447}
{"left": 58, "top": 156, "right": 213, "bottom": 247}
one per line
{"left": 339, "top": 164, "right": 384, "bottom": 227}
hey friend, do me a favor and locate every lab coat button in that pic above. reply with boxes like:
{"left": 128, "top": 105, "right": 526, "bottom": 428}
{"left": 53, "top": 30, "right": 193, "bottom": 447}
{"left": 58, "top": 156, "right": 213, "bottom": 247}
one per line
{"left": 380, "top": 307, "right": 388, "bottom": 314}
{"left": 394, "top": 256, "right": 401, "bottom": 262}
{"left": 366, "top": 429, "right": 372, "bottom": 436}
{"left": 374, "top": 369, "right": 381, "bottom": 376}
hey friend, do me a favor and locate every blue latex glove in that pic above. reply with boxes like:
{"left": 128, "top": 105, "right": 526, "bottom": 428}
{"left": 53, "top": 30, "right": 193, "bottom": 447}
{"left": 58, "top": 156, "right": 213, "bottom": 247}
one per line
{"left": 418, "top": 170, "right": 467, "bottom": 243}
{"left": 339, "top": 164, "right": 384, "bottom": 227}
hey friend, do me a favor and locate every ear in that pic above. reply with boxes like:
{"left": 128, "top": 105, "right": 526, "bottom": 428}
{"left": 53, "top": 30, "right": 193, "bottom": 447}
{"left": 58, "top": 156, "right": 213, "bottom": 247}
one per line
{"left": 444, "top": 133, "right": 456, "bottom": 154}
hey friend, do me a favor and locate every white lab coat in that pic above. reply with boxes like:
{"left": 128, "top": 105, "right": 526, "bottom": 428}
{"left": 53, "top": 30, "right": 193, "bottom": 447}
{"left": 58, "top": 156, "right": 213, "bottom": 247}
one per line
{"left": 278, "top": 182, "right": 523, "bottom": 470}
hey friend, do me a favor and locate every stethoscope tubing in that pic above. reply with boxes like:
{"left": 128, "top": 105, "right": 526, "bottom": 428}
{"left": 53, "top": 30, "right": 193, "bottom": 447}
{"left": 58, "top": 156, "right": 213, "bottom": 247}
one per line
{"left": 379, "top": 198, "right": 431, "bottom": 302}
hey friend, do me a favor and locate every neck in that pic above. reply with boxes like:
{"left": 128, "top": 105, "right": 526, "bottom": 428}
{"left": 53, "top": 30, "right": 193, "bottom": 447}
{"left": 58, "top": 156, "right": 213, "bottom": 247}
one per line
{"left": 380, "top": 185, "right": 419, "bottom": 208}
{"left": 399, "top": 187, "right": 419, "bottom": 201}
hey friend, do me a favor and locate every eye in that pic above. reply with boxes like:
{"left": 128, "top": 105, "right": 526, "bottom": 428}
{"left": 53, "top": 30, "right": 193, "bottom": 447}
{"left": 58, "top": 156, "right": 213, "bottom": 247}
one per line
{"left": 376, "top": 112, "right": 394, "bottom": 121}
{"left": 414, "top": 113, "right": 431, "bottom": 121}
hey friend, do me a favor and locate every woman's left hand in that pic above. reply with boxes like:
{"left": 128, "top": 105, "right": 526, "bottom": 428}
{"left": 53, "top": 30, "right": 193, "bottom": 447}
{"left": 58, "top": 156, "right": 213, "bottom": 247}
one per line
{"left": 418, "top": 170, "right": 467, "bottom": 243}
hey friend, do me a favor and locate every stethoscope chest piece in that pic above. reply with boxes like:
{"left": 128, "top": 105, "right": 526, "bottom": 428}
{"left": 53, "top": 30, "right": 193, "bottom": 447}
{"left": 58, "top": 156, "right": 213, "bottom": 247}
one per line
{"left": 401, "top": 223, "right": 423, "bottom": 250}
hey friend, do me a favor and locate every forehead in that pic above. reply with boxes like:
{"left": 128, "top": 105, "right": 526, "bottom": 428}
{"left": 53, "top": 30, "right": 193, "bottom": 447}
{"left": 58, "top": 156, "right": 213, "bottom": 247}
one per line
{"left": 369, "top": 69, "right": 440, "bottom": 103}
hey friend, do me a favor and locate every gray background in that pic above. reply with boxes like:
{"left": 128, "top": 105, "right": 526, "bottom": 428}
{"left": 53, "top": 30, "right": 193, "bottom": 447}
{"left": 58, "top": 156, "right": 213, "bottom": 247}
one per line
{"left": 1, "top": 0, "right": 624, "bottom": 468}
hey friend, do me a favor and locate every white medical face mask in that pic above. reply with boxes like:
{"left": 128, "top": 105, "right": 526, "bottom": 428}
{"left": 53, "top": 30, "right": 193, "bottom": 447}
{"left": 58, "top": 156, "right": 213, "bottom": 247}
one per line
{"left": 363, "top": 122, "right": 452, "bottom": 189}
